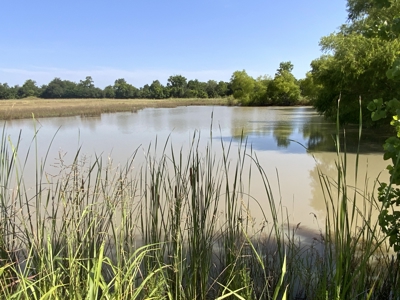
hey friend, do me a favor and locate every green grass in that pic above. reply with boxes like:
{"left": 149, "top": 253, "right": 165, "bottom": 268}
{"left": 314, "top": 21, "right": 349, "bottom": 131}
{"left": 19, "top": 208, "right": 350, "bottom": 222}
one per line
{"left": 0, "top": 112, "right": 399, "bottom": 299}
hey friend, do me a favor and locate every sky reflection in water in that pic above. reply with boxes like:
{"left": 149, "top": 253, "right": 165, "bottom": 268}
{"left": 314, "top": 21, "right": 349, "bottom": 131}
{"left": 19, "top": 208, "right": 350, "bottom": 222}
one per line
{"left": 3, "top": 106, "right": 389, "bottom": 231}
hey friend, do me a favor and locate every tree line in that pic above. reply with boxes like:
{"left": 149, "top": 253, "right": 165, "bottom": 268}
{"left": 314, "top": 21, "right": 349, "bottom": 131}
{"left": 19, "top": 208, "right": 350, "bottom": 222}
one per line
{"left": 0, "top": 62, "right": 313, "bottom": 106}
{"left": 0, "top": 76, "right": 230, "bottom": 100}
{"left": 7, "top": 0, "right": 399, "bottom": 126}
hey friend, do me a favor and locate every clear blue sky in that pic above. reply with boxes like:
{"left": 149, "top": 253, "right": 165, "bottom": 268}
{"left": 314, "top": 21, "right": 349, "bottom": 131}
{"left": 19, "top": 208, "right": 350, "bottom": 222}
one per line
{"left": 1, "top": 0, "right": 348, "bottom": 88}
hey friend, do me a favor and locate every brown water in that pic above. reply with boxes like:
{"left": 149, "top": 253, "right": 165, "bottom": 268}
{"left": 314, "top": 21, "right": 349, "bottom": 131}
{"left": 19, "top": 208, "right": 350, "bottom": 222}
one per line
{"left": 3, "top": 106, "right": 390, "bottom": 231}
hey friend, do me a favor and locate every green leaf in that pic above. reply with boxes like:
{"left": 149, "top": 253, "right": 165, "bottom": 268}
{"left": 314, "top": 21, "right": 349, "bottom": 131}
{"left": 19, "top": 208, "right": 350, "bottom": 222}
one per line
{"left": 387, "top": 58, "right": 400, "bottom": 81}
{"left": 373, "top": 0, "right": 391, "bottom": 9}
{"left": 371, "top": 109, "right": 387, "bottom": 121}
{"left": 367, "top": 100, "right": 377, "bottom": 111}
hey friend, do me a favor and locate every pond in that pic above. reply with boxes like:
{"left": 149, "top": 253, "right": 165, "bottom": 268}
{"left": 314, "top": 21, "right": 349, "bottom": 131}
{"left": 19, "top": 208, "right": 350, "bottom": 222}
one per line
{"left": 3, "top": 106, "right": 390, "bottom": 232}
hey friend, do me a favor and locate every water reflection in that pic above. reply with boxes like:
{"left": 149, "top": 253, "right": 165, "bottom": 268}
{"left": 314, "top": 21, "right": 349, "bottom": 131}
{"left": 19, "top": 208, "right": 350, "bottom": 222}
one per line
{"left": 3, "top": 106, "right": 390, "bottom": 230}
{"left": 228, "top": 106, "right": 390, "bottom": 154}
{"left": 308, "top": 151, "right": 389, "bottom": 229}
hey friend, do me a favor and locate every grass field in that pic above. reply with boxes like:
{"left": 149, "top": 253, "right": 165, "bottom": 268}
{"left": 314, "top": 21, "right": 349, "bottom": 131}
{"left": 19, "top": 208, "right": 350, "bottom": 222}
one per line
{"left": 0, "top": 97, "right": 234, "bottom": 120}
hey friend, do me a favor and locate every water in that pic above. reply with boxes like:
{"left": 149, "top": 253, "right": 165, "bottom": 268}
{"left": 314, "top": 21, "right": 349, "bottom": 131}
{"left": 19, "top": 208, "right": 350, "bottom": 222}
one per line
{"left": 3, "top": 106, "right": 390, "bottom": 231}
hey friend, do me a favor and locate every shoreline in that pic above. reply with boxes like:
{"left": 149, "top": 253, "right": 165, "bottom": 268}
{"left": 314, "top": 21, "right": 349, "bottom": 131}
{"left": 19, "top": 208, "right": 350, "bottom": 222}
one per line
{"left": 0, "top": 98, "right": 234, "bottom": 120}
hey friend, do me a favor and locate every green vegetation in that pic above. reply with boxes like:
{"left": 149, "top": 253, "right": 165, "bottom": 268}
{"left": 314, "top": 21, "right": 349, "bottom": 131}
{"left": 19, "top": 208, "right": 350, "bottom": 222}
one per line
{"left": 0, "top": 115, "right": 399, "bottom": 299}
{"left": 266, "top": 62, "right": 301, "bottom": 106}
{"left": 0, "top": 63, "right": 308, "bottom": 106}
{"left": 340, "top": 0, "right": 400, "bottom": 259}
{"left": 226, "top": 62, "right": 304, "bottom": 106}
{"left": 309, "top": 0, "right": 400, "bottom": 124}
{"left": 367, "top": 61, "right": 400, "bottom": 254}
{"left": 0, "top": 98, "right": 233, "bottom": 120}
{"left": 0, "top": 75, "right": 234, "bottom": 101}
{"left": 3, "top": 2, "right": 400, "bottom": 116}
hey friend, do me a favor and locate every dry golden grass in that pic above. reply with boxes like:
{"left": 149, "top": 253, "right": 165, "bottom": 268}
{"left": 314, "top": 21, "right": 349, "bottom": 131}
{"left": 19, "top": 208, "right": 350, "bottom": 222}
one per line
{"left": 0, "top": 97, "right": 234, "bottom": 120}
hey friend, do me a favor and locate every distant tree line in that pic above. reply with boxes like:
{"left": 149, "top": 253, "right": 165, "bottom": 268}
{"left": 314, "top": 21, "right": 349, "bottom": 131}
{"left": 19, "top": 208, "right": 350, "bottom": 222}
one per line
{"left": 0, "top": 61, "right": 314, "bottom": 106}
{"left": 0, "top": 76, "right": 232, "bottom": 100}
{"left": 7, "top": 0, "right": 400, "bottom": 124}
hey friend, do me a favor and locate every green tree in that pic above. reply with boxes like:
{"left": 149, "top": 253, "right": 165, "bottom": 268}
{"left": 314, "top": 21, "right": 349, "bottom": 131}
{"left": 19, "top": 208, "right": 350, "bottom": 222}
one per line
{"left": 149, "top": 80, "right": 166, "bottom": 99}
{"left": 252, "top": 76, "right": 272, "bottom": 105}
{"left": 310, "top": 0, "right": 400, "bottom": 123}
{"left": 299, "top": 72, "right": 322, "bottom": 103}
{"left": 186, "top": 79, "right": 208, "bottom": 98}
{"left": 167, "top": 75, "right": 187, "bottom": 98}
{"left": 139, "top": 84, "right": 152, "bottom": 98}
{"left": 19, "top": 79, "right": 40, "bottom": 98}
{"left": 267, "top": 62, "right": 300, "bottom": 105}
{"left": 277, "top": 61, "right": 294, "bottom": 73}
{"left": 103, "top": 85, "right": 115, "bottom": 98}
{"left": 317, "top": 34, "right": 400, "bottom": 122}
{"left": 365, "top": 0, "right": 400, "bottom": 255}
{"left": 230, "top": 70, "right": 255, "bottom": 105}
{"left": 62, "top": 80, "right": 79, "bottom": 98}
{"left": 346, "top": 0, "right": 399, "bottom": 40}
{"left": 205, "top": 80, "right": 218, "bottom": 98}
{"left": 230, "top": 71, "right": 274, "bottom": 105}
{"left": 77, "top": 76, "right": 103, "bottom": 98}
{"left": 113, "top": 78, "right": 138, "bottom": 99}
{"left": 79, "top": 76, "right": 94, "bottom": 89}
{"left": 41, "top": 78, "right": 67, "bottom": 98}
{"left": 0, "top": 83, "right": 14, "bottom": 99}
{"left": 215, "top": 81, "right": 229, "bottom": 97}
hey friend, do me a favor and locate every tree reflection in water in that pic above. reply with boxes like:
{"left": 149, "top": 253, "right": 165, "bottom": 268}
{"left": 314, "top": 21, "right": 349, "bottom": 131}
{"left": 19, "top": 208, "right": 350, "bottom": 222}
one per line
{"left": 229, "top": 106, "right": 389, "bottom": 154}
{"left": 226, "top": 106, "right": 389, "bottom": 226}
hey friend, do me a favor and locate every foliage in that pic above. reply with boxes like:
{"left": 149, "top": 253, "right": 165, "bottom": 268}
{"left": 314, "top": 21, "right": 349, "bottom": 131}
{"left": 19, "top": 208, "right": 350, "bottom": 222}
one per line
{"left": 0, "top": 75, "right": 232, "bottom": 101}
{"left": 229, "top": 63, "right": 302, "bottom": 106}
{"left": 41, "top": 77, "right": 72, "bottom": 98}
{"left": 298, "top": 72, "right": 323, "bottom": 103}
{"left": 267, "top": 62, "right": 301, "bottom": 105}
{"left": 19, "top": 79, "right": 41, "bottom": 98}
{"left": 311, "top": 34, "right": 400, "bottom": 123}
{"left": 0, "top": 83, "right": 17, "bottom": 99}
{"left": 368, "top": 96, "right": 400, "bottom": 253}
{"left": 139, "top": 84, "right": 151, "bottom": 98}
{"left": 76, "top": 76, "right": 103, "bottom": 98}
{"left": 167, "top": 75, "right": 188, "bottom": 98}
{"left": 252, "top": 76, "right": 270, "bottom": 105}
{"left": 310, "top": 0, "right": 400, "bottom": 123}
{"left": 149, "top": 80, "right": 167, "bottom": 99}
{"left": 346, "top": 0, "right": 400, "bottom": 40}
{"left": 364, "top": 0, "right": 400, "bottom": 256}
{"left": 230, "top": 70, "right": 256, "bottom": 105}
{"left": 113, "top": 78, "right": 139, "bottom": 99}
{"left": 103, "top": 85, "right": 115, "bottom": 98}
{"left": 186, "top": 79, "right": 208, "bottom": 98}
{"left": 277, "top": 61, "right": 294, "bottom": 73}
{"left": 205, "top": 80, "right": 219, "bottom": 98}
{"left": 40, "top": 76, "right": 103, "bottom": 99}
{"left": 216, "top": 80, "right": 231, "bottom": 97}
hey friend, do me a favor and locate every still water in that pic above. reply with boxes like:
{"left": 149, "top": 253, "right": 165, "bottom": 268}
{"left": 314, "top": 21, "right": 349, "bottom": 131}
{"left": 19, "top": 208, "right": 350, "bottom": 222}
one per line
{"left": 4, "top": 106, "right": 390, "bottom": 230}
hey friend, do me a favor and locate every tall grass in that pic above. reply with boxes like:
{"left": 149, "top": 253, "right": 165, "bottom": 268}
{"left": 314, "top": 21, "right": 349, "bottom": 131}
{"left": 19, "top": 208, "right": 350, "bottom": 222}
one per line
{"left": 0, "top": 113, "right": 399, "bottom": 299}
{"left": 0, "top": 98, "right": 231, "bottom": 120}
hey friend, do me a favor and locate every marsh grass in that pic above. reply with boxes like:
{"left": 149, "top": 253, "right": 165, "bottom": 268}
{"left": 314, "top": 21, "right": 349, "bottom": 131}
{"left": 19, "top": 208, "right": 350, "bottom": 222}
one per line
{"left": 0, "top": 110, "right": 399, "bottom": 299}
{"left": 0, "top": 98, "right": 232, "bottom": 120}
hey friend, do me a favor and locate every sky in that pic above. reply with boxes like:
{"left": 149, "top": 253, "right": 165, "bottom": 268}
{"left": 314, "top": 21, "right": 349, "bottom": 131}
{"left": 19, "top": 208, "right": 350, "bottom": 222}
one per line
{"left": 1, "top": 0, "right": 348, "bottom": 88}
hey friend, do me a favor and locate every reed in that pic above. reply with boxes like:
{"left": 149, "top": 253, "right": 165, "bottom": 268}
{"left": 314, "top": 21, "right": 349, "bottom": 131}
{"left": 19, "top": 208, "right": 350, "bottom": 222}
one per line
{"left": 0, "top": 112, "right": 398, "bottom": 299}
{"left": 0, "top": 98, "right": 232, "bottom": 120}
